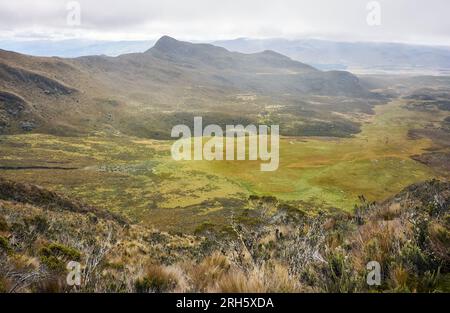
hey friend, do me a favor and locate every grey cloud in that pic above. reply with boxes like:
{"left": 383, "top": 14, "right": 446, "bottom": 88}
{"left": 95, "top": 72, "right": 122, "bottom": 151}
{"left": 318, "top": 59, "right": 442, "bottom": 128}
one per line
{"left": 0, "top": 0, "right": 449, "bottom": 44}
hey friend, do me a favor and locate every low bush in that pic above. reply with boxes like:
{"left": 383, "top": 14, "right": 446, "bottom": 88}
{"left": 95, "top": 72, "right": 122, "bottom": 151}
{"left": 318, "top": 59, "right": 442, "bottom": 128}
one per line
{"left": 0, "top": 235, "right": 10, "bottom": 253}
{"left": 39, "top": 243, "right": 81, "bottom": 273}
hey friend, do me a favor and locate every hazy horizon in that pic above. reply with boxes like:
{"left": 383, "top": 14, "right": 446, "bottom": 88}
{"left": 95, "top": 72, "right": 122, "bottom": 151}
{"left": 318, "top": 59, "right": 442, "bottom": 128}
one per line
{"left": 2, "top": 35, "right": 450, "bottom": 48}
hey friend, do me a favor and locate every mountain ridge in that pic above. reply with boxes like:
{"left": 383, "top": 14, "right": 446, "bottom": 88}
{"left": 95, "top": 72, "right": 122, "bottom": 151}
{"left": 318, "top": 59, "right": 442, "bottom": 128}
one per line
{"left": 0, "top": 36, "right": 376, "bottom": 138}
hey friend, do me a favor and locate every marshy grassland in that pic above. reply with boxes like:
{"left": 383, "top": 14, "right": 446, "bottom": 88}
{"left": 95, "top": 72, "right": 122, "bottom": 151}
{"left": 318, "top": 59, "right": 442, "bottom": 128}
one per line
{"left": 0, "top": 100, "right": 447, "bottom": 232}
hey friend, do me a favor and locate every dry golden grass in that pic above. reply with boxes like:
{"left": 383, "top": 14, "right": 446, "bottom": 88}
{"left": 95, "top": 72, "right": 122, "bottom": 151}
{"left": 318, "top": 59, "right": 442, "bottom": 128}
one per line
{"left": 376, "top": 203, "right": 403, "bottom": 221}
{"left": 214, "top": 262, "right": 301, "bottom": 293}
{"left": 429, "top": 222, "right": 450, "bottom": 263}
{"left": 215, "top": 269, "right": 266, "bottom": 293}
{"left": 164, "top": 265, "right": 190, "bottom": 293}
{"left": 352, "top": 218, "right": 409, "bottom": 272}
{"left": 389, "top": 266, "right": 410, "bottom": 291}
{"left": 263, "top": 263, "right": 301, "bottom": 293}
{"left": 187, "top": 252, "right": 230, "bottom": 292}
{"left": 135, "top": 264, "right": 179, "bottom": 293}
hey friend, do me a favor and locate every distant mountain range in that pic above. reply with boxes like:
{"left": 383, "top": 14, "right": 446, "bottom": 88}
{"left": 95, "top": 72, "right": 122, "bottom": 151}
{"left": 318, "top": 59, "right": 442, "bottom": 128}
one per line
{"left": 0, "top": 39, "right": 154, "bottom": 58}
{"left": 2, "top": 37, "right": 450, "bottom": 74}
{"left": 213, "top": 38, "right": 450, "bottom": 74}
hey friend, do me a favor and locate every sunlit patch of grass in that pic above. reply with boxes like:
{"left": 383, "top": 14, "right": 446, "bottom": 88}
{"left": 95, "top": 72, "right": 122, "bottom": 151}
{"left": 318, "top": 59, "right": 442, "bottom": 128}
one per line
{"left": 187, "top": 101, "right": 440, "bottom": 209}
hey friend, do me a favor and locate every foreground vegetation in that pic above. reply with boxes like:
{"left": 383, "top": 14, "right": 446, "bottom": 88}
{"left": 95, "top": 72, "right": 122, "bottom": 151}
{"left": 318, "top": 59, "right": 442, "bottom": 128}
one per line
{"left": 0, "top": 177, "right": 448, "bottom": 292}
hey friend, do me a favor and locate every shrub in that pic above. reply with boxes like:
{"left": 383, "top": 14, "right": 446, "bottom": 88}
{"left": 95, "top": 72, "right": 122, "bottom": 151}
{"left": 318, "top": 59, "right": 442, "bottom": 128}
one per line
{"left": 40, "top": 243, "right": 81, "bottom": 262}
{"left": 39, "top": 243, "right": 81, "bottom": 273}
{"left": 399, "top": 243, "right": 432, "bottom": 274}
{"left": 40, "top": 255, "right": 66, "bottom": 272}
{"left": 0, "top": 235, "right": 11, "bottom": 253}
{"left": 147, "top": 232, "right": 167, "bottom": 245}
{"left": 417, "top": 269, "right": 441, "bottom": 292}
{"left": 322, "top": 250, "right": 360, "bottom": 293}
{"left": 436, "top": 273, "right": 450, "bottom": 292}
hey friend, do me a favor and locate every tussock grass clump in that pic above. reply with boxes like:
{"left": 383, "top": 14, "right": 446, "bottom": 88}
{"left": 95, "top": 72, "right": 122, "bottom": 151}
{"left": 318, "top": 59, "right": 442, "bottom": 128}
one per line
{"left": 216, "top": 270, "right": 266, "bottom": 293}
{"left": 188, "top": 252, "right": 230, "bottom": 292}
{"left": 135, "top": 264, "right": 178, "bottom": 293}
{"left": 214, "top": 263, "right": 300, "bottom": 293}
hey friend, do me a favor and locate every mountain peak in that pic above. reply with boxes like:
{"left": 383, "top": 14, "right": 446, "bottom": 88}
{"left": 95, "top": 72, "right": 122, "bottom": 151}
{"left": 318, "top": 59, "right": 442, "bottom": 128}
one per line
{"left": 150, "top": 36, "right": 189, "bottom": 53}
{"left": 154, "top": 36, "right": 179, "bottom": 48}
{"left": 148, "top": 35, "right": 228, "bottom": 58}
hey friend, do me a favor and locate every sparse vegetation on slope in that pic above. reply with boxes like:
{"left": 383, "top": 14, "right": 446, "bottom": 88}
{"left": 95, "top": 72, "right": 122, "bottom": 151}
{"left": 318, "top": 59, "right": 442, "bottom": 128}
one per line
{"left": 0, "top": 178, "right": 448, "bottom": 293}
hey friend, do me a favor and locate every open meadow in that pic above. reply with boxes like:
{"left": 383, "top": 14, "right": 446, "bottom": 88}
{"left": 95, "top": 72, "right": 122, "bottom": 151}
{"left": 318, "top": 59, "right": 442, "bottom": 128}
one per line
{"left": 1, "top": 99, "right": 447, "bottom": 232}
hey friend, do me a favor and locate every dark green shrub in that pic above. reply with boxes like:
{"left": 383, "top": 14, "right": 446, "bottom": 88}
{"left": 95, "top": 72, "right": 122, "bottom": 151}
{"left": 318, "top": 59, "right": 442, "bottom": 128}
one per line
{"left": 400, "top": 243, "right": 432, "bottom": 274}
{"left": 417, "top": 269, "right": 441, "bottom": 292}
{"left": 0, "top": 236, "right": 10, "bottom": 253}
{"left": 40, "top": 255, "right": 66, "bottom": 272}
{"left": 40, "top": 243, "right": 81, "bottom": 261}
{"left": 39, "top": 243, "right": 81, "bottom": 272}
{"left": 323, "top": 250, "right": 361, "bottom": 292}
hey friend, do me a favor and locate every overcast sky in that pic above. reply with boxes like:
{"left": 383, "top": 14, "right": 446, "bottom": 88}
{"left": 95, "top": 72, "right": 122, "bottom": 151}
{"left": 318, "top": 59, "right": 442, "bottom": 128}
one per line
{"left": 0, "top": 0, "right": 449, "bottom": 45}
